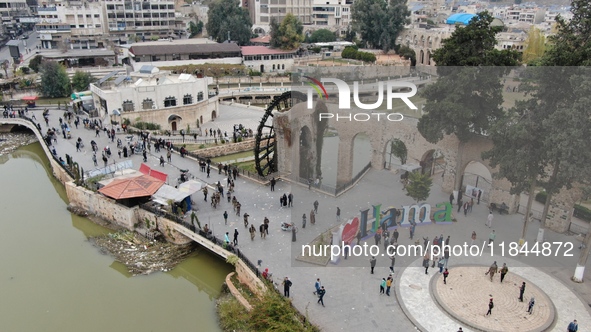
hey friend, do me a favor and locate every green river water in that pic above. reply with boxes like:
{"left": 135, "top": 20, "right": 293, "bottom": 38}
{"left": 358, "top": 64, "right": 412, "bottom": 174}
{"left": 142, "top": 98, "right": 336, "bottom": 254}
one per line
{"left": 0, "top": 142, "right": 231, "bottom": 332}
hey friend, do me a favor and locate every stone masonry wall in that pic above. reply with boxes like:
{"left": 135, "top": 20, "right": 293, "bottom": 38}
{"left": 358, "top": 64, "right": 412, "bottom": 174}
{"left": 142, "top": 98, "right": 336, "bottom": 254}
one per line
{"left": 65, "top": 182, "right": 136, "bottom": 229}
{"left": 191, "top": 139, "right": 256, "bottom": 158}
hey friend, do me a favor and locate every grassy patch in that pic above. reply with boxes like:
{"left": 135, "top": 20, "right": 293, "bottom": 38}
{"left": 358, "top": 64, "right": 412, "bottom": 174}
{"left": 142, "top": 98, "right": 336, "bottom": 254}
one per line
{"left": 217, "top": 284, "right": 320, "bottom": 332}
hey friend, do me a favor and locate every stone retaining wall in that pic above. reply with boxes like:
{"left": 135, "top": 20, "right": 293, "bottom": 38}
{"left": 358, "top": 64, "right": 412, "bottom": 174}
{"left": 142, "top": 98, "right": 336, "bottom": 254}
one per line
{"left": 191, "top": 139, "right": 256, "bottom": 158}
{"left": 225, "top": 272, "right": 253, "bottom": 311}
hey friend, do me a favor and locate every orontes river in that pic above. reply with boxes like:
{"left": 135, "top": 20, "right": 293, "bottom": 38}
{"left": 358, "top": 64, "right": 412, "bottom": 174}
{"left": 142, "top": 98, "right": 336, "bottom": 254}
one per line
{"left": 0, "top": 143, "right": 231, "bottom": 331}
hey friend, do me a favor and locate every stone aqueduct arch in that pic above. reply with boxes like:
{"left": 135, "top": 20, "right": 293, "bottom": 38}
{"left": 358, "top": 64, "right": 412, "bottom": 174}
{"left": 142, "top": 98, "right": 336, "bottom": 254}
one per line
{"left": 274, "top": 101, "right": 519, "bottom": 211}
{"left": 400, "top": 28, "right": 451, "bottom": 66}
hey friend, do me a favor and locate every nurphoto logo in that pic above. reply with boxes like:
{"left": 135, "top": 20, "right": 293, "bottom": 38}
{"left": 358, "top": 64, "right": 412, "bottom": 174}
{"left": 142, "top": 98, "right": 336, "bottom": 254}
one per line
{"left": 304, "top": 76, "right": 418, "bottom": 122}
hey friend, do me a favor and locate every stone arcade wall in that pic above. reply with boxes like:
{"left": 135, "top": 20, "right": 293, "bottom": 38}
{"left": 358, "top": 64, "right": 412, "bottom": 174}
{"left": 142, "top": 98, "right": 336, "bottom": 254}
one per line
{"left": 274, "top": 101, "right": 520, "bottom": 213}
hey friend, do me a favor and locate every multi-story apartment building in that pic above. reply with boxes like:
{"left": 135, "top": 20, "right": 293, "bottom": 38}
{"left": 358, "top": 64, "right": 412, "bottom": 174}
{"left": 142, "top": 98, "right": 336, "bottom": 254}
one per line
{"left": 36, "top": 0, "right": 186, "bottom": 50}
{"left": 248, "top": 0, "right": 351, "bottom": 38}
{"left": 102, "top": 0, "right": 184, "bottom": 43}
{"left": 504, "top": 6, "right": 545, "bottom": 24}
{"left": 1, "top": 0, "right": 31, "bottom": 36}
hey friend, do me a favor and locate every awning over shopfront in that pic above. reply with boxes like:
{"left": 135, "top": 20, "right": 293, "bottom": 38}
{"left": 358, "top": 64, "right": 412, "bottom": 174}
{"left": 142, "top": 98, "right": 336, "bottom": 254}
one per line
{"left": 152, "top": 184, "right": 190, "bottom": 206}
{"left": 178, "top": 180, "right": 203, "bottom": 196}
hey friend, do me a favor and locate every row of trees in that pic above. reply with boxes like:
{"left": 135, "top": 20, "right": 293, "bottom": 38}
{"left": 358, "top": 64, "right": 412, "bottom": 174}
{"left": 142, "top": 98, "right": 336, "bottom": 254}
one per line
{"left": 416, "top": 3, "right": 591, "bottom": 280}
{"left": 39, "top": 62, "right": 97, "bottom": 98}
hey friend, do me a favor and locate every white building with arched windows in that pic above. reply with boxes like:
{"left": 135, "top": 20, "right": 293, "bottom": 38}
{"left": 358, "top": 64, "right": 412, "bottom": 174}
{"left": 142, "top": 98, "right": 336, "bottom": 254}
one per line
{"left": 90, "top": 65, "right": 216, "bottom": 132}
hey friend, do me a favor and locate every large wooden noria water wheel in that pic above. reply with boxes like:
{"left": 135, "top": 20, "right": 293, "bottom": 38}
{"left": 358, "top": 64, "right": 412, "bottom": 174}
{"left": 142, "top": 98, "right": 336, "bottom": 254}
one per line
{"left": 254, "top": 91, "right": 306, "bottom": 176}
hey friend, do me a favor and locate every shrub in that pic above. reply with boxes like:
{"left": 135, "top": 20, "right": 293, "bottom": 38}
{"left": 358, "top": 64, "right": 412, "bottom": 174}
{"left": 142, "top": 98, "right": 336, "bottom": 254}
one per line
{"left": 134, "top": 122, "right": 161, "bottom": 130}
{"left": 574, "top": 204, "right": 591, "bottom": 222}
{"left": 535, "top": 191, "right": 547, "bottom": 204}
{"left": 249, "top": 70, "right": 262, "bottom": 77}
{"left": 199, "top": 144, "right": 206, "bottom": 149}
{"left": 535, "top": 191, "right": 590, "bottom": 222}
{"left": 311, "top": 46, "right": 321, "bottom": 54}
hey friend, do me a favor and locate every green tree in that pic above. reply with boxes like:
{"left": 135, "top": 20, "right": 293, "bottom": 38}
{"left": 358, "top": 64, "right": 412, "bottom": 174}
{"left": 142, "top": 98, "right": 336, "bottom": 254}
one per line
{"left": 270, "top": 13, "right": 304, "bottom": 50}
{"left": 189, "top": 20, "right": 204, "bottom": 38}
{"left": 522, "top": 26, "right": 546, "bottom": 64}
{"left": 417, "top": 11, "right": 520, "bottom": 192}
{"left": 309, "top": 29, "right": 336, "bottom": 43}
{"left": 206, "top": 0, "right": 253, "bottom": 45}
{"left": 405, "top": 172, "right": 433, "bottom": 203}
{"left": 71, "top": 70, "right": 96, "bottom": 92}
{"left": 482, "top": 97, "right": 548, "bottom": 242}
{"left": 269, "top": 17, "right": 281, "bottom": 48}
{"left": 396, "top": 45, "right": 416, "bottom": 66}
{"left": 352, "top": 0, "right": 409, "bottom": 52}
{"left": 344, "top": 26, "right": 356, "bottom": 42}
{"left": 390, "top": 139, "right": 407, "bottom": 165}
{"left": 429, "top": 12, "right": 521, "bottom": 67}
{"left": 28, "top": 55, "right": 43, "bottom": 73}
{"left": 39, "top": 61, "right": 71, "bottom": 98}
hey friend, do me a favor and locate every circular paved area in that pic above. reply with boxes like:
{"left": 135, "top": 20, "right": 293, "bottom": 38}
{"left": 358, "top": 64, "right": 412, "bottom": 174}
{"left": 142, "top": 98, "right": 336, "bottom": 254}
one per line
{"left": 432, "top": 266, "right": 555, "bottom": 332}
{"left": 398, "top": 256, "right": 591, "bottom": 332}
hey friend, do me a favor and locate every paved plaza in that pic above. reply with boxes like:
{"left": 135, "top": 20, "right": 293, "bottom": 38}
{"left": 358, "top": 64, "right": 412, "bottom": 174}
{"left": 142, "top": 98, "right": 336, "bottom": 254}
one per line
{"left": 17, "top": 103, "right": 591, "bottom": 331}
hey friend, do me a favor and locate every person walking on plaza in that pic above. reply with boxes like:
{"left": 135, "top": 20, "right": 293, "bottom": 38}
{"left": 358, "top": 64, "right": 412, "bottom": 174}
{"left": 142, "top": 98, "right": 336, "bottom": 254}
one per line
{"left": 443, "top": 268, "right": 449, "bottom": 284}
{"left": 336, "top": 207, "right": 341, "bottom": 222}
{"left": 233, "top": 228, "right": 239, "bottom": 246}
{"left": 500, "top": 263, "right": 509, "bottom": 283}
{"left": 380, "top": 278, "right": 386, "bottom": 294}
{"left": 410, "top": 222, "right": 416, "bottom": 240}
{"left": 390, "top": 254, "right": 396, "bottom": 273}
{"left": 224, "top": 232, "right": 230, "bottom": 245}
{"left": 317, "top": 286, "right": 326, "bottom": 306}
{"left": 489, "top": 230, "right": 496, "bottom": 244}
{"left": 167, "top": 149, "right": 171, "bottom": 163}
{"left": 142, "top": 150, "right": 147, "bottom": 163}
{"left": 485, "top": 298, "right": 494, "bottom": 316}
{"left": 102, "top": 154, "right": 108, "bottom": 167}
{"left": 314, "top": 278, "right": 321, "bottom": 295}
{"left": 223, "top": 211, "right": 228, "bottom": 225}
{"left": 310, "top": 210, "right": 315, "bottom": 225}
{"left": 393, "top": 228, "right": 399, "bottom": 243}
{"left": 423, "top": 252, "right": 431, "bottom": 275}
{"left": 160, "top": 156, "right": 165, "bottom": 167}
{"left": 487, "top": 211, "right": 494, "bottom": 228}
{"left": 203, "top": 187, "right": 208, "bottom": 202}
{"left": 92, "top": 153, "right": 97, "bottom": 166}
{"left": 243, "top": 213, "right": 249, "bottom": 228}
{"left": 206, "top": 165, "right": 210, "bottom": 178}
{"left": 457, "top": 196, "right": 463, "bottom": 213}
{"left": 260, "top": 223, "right": 266, "bottom": 239}
{"left": 302, "top": 213, "right": 307, "bottom": 228}
{"left": 449, "top": 193, "right": 454, "bottom": 205}
{"left": 270, "top": 177, "right": 276, "bottom": 191}
{"left": 519, "top": 282, "right": 526, "bottom": 302}
{"left": 568, "top": 319, "right": 578, "bottom": 332}
{"left": 313, "top": 200, "right": 319, "bottom": 214}
{"left": 249, "top": 224, "right": 256, "bottom": 241}
{"left": 288, "top": 193, "right": 293, "bottom": 207}
{"left": 527, "top": 297, "right": 535, "bottom": 314}
{"left": 463, "top": 201, "right": 469, "bottom": 216}
{"left": 471, "top": 231, "right": 477, "bottom": 245}
{"left": 485, "top": 261, "right": 498, "bottom": 282}
{"left": 282, "top": 277, "right": 292, "bottom": 297}
{"left": 370, "top": 256, "right": 377, "bottom": 274}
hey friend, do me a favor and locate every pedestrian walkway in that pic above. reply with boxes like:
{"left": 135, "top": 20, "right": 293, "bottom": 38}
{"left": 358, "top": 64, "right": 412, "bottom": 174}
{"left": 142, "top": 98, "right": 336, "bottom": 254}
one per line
{"left": 19, "top": 105, "right": 591, "bottom": 332}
